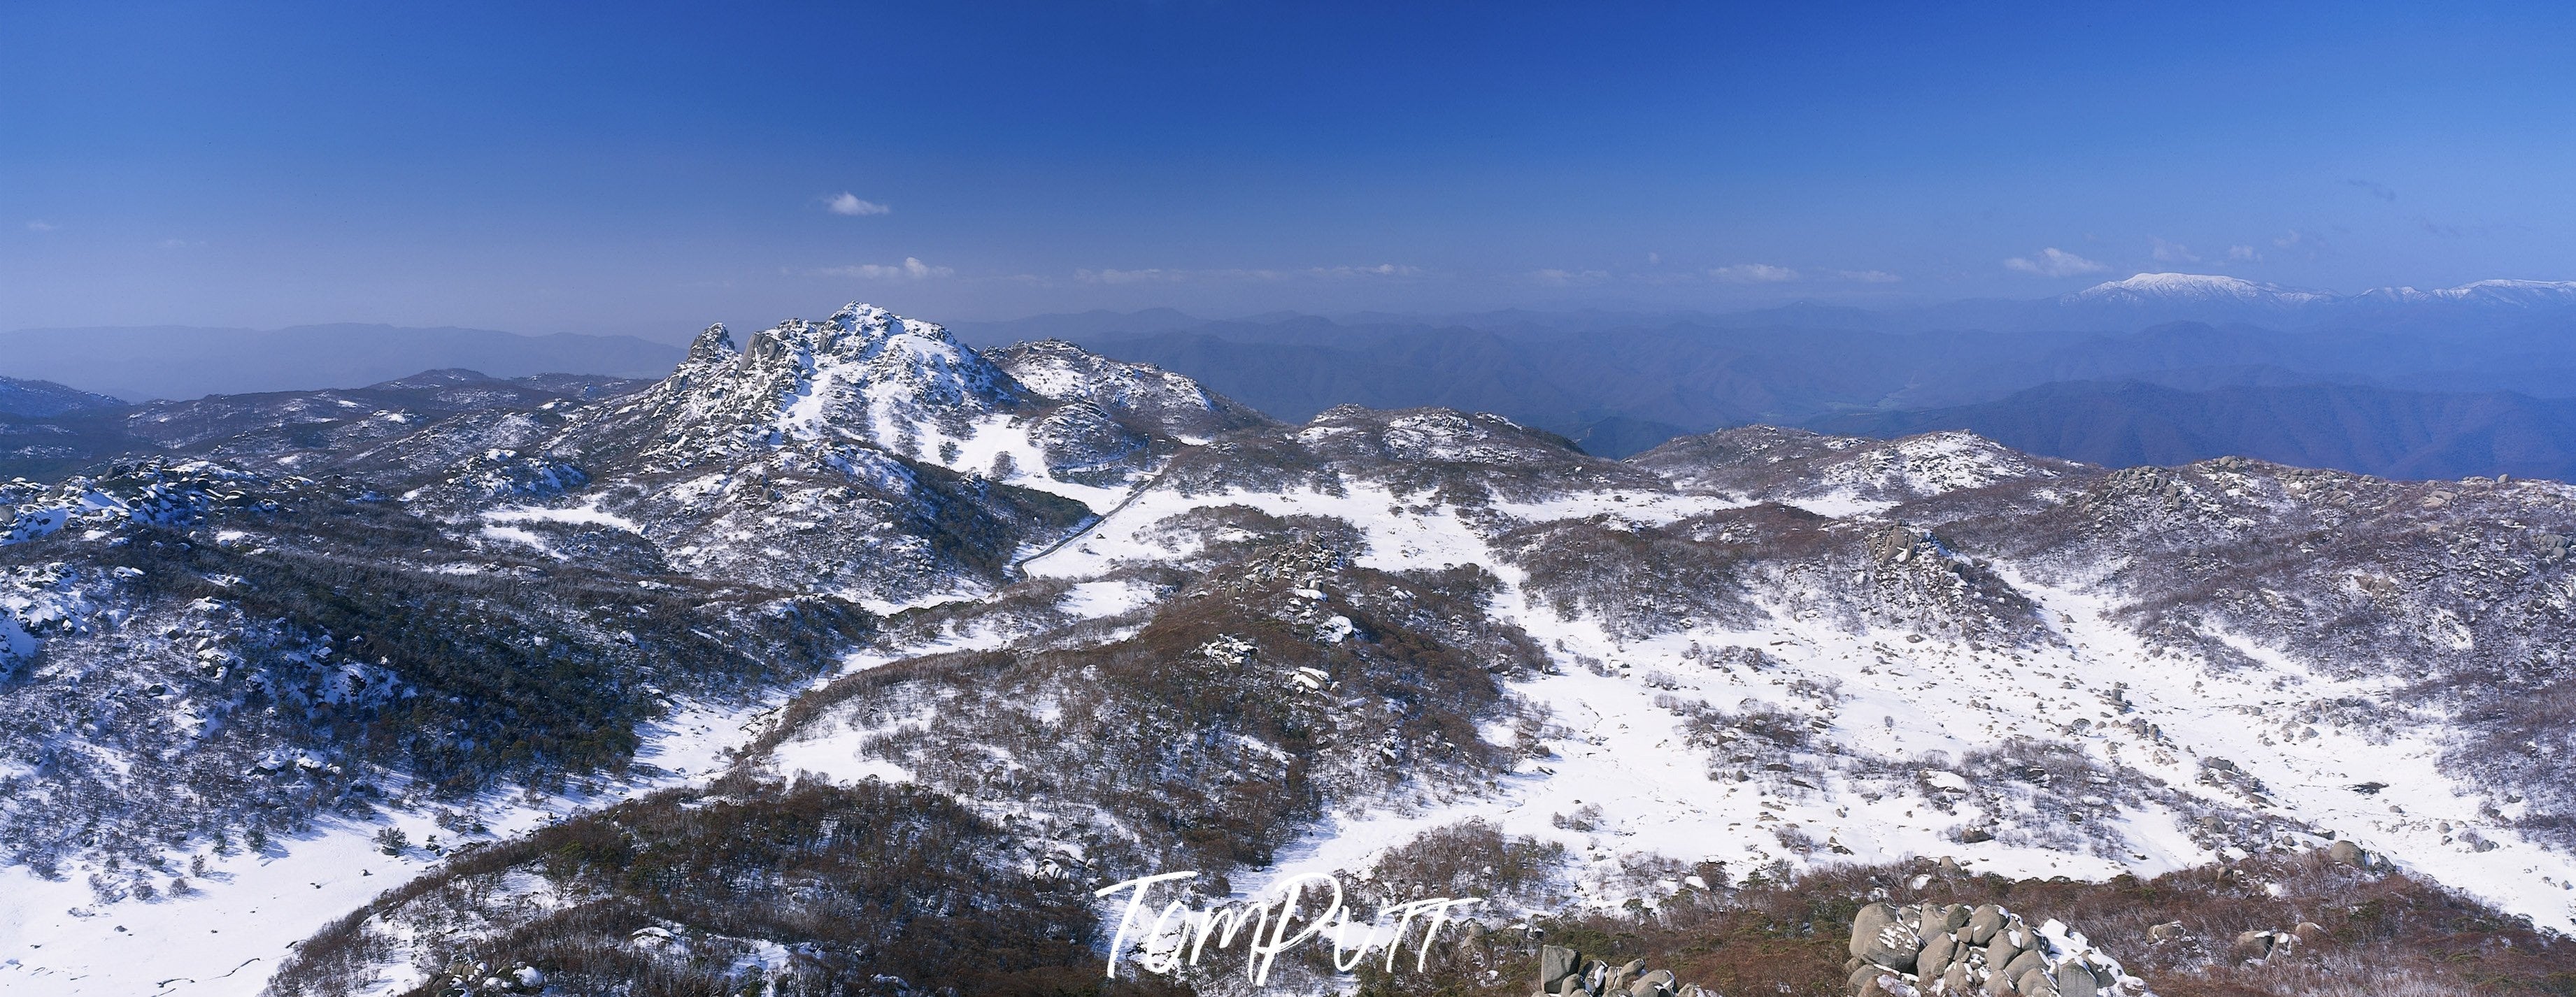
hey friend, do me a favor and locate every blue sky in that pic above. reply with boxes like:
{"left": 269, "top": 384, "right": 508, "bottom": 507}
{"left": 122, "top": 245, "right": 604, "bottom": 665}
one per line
{"left": 6, "top": 1, "right": 2575, "bottom": 339}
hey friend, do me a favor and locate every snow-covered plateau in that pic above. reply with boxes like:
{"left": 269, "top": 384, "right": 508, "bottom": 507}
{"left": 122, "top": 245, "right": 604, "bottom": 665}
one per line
{"left": 3, "top": 303, "right": 2573, "bottom": 996}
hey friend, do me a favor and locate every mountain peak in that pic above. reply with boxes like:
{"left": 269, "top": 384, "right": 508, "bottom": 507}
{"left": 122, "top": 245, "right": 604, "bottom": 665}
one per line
{"left": 829, "top": 300, "right": 888, "bottom": 327}
{"left": 2358, "top": 278, "right": 2576, "bottom": 308}
{"left": 816, "top": 301, "right": 957, "bottom": 344}
{"left": 622, "top": 305, "right": 1021, "bottom": 468}
{"left": 2070, "top": 273, "right": 2576, "bottom": 313}
{"left": 579, "top": 305, "right": 1258, "bottom": 510}
{"left": 2066, "top": 273, "right": 2333, "bottom": 306}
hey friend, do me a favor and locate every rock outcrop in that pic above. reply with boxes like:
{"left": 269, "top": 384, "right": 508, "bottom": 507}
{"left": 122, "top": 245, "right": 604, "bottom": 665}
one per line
{"left": 1844, "top": 902, "right": 2145, "bottom": 996}
{"left": 1535, "top": 943, "right": 1709, "bottom": 997}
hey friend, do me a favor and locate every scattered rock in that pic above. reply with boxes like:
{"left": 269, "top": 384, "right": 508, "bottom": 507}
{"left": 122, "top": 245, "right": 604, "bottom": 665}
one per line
{"left": 1535, "top": 942, "right": 1705, "bottom": 997}
{"left": 1967, "top": 904, "right": 2008, "bottom": 945}
{"left": 1919, "top": 931, "right": 1959, "bottom": 980}
{"left": 1843, "top": 902, "right": 2141, "bottom": 997}
{"left": 2322, "top": 840, "right": 2388, "bottom": 870}
{"left": 1541, "top": 945, "right": 1581, "bottom": 991}
{"left": 1983, "top": 924, "right": 2028, "bottom": 971}
{"left": 1853, "top": 902, "right": 1923, "bottom": 970}
{"left": 2001, "top": 947, "right": 2046, "bottom": 987}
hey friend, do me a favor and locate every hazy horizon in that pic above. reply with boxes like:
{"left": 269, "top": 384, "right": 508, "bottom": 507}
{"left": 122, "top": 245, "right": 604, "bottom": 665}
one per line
{"left": 13, "top": 266, "right": 2576, "bottom": 348}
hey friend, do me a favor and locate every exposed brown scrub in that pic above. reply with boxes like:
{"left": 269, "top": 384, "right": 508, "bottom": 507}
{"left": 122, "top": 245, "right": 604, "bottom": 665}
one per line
{"left": 269, "top": 775, "right": 1186, "bottom": 997}
{"left": 745, "top": 538, "right": 1543, "bottom": 889}
{"left": 1346, "top": 855, "right": 2576, "bottom": 997}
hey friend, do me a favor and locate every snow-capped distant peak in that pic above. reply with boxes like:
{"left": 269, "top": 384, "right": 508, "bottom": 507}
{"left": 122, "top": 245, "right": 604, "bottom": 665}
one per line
{"left": 2068, "top": 273, "right": 2576, "bottom": 314}
{"left": 2065, "top": 273, "right": 2335, "bottom": 306}
{"left": 2358, "top": 278, "right": 2576, "bottom": 308}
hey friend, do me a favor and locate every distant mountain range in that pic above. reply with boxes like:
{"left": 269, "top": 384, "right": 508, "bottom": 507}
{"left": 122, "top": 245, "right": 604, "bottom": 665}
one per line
{"left": 0, "top": 323, "right": 681, "bottom": 402}
{"left": 2069, "top": 271, "right": 2576, "bottom": 311}
{"left": 0, "top": 368, "right": 649, "bottom": 480}
{"left": 941, "top": 274, "right": 2576, "bottom": 476}
{"left": 1812, "top": 380, "right": 2576, "bottom": 482}
{"left": 948, "top": 273, "right": 2576, "bottom": 347}
{"left": 1897, "top": 272, "right": 2576, "bottom": 333}
{"left": 13, "top": 273, "right": 2576, "bottom": 480}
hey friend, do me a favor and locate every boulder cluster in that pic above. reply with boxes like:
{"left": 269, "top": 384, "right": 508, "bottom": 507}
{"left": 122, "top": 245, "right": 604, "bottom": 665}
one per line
{"left": 1844, "top": 902, "right": 2143, "bottom": 997}
{"left": 1533, "top": 944, "right": 1708, "bottom": 997}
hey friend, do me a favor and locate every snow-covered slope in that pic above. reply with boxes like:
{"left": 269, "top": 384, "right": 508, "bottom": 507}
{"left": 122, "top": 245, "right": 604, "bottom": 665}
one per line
{"left": 984, "top": 338, "right": 1274, "bottom": 445}
{"left": 1632, "top": 426, "right": 2082, "bottom": 517}
{"left": 757, "top": 413, "right": 2576, "bottom": 940}
{"left": 12, "top": 303, "right": 2576, "bottom": 996}
{"left": 0, "top": 308, "right": 1269, "bottom": 991}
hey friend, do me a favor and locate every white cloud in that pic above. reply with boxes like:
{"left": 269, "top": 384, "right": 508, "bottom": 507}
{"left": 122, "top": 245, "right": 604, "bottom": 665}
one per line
{"left": 1529, "top": 268, "right": 1611, "bottom": 287}
{"left": 1709, "top": 263, "right": 1800, "bottom": 283}
{"left": 1646, "top": 252, "right": 1661, "bottom": 265}
{"left": 1079, "top": 268, "right": 1184, "bottom": 285}
{"left": 2149, "top": 238, "right": 2199, "bottom": 264}
{"left": 817, "top": 257, "right": 951, "bottom": 280}
{"left": 825, "top": 192, "right": 891, "bottom": 216}
{"left": 2003, "top": 247, "right": 2107, "bottom": 277}
{"left": 1309, "top": 263, "right": 1420, "bottom": 279}
{"left": 24, "top": 220, "right": 56, "bottom": 232}
{"left": 1832, "top": 269, "right": 1902, "bottom": 284}
{"left": 2226, "top": 245, "right": 2259, "bottom": 261}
